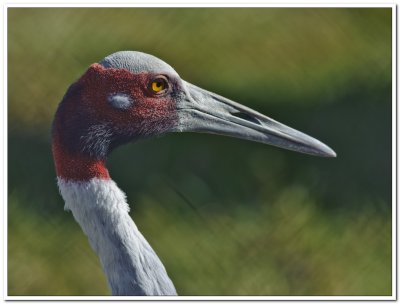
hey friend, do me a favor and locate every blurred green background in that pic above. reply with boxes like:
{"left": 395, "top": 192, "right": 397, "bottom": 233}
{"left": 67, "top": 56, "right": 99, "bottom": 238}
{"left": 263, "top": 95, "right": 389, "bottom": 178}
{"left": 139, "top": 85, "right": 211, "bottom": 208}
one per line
{"left": 8, "top": 8, "right": 392, "bottom": 296}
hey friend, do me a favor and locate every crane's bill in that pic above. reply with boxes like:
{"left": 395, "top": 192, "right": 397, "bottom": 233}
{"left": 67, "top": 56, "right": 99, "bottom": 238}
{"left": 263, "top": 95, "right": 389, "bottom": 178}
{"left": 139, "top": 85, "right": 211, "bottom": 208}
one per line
{"left": 173, "top": 81, "right": 336, "bottom": 158}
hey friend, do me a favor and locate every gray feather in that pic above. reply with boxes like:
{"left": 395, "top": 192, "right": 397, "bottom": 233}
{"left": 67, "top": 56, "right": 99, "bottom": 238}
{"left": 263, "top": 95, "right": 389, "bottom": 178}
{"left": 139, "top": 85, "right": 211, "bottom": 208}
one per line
{"left": 100, "top": 51, "right": 178, "bottom": 76}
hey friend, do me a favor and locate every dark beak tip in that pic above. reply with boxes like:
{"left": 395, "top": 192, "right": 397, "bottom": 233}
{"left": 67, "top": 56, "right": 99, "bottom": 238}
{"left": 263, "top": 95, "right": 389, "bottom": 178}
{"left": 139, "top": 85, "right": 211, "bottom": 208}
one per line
{"left": 320, "top": 147, "right": 337, "bottom": 158}
{"left": 325, "top": 151, "right": 337, "bottom": 158}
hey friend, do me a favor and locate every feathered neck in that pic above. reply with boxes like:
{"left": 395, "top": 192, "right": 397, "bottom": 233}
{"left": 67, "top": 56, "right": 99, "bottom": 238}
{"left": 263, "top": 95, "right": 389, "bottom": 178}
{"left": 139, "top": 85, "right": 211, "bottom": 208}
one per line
{"left": 57, "top": 177, "right": 177, "bottom": 296}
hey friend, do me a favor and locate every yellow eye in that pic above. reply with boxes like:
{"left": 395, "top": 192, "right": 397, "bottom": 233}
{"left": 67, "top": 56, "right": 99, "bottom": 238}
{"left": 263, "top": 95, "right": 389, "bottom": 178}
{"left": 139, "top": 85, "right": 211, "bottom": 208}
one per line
{"left": 150, "top": 77, "right": 168, "bottom": 93}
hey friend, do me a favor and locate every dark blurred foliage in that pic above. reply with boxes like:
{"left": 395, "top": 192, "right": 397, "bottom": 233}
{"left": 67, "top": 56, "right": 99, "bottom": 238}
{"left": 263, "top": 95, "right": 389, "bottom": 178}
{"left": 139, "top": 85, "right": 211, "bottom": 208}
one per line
{"left": 8, "top": 8, "right": 392, "bottom": 295}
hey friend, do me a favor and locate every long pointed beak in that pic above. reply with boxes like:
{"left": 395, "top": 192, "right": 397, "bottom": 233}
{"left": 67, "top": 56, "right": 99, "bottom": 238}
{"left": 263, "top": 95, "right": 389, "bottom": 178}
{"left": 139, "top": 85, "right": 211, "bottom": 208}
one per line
{"left": 172, "top": 81, "right": 336, "bottom": 157}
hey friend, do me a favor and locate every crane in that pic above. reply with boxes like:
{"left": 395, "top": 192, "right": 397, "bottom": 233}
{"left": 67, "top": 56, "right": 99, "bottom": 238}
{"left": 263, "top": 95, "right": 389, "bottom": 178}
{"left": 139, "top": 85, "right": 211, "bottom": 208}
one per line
{"left": 52, "top": 51, "right": 336, "bottom": 296}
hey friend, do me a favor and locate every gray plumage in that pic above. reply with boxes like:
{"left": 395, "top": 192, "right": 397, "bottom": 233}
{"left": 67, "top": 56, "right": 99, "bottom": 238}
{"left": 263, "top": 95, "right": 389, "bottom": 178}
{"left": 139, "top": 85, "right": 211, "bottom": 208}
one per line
{"left": 100, "top": 51, "right": 177, "bottom": 76}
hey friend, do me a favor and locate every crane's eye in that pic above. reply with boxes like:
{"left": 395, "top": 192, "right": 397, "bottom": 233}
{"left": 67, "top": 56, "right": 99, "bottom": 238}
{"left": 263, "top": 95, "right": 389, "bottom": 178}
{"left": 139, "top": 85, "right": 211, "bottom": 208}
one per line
{"left": 150, "top": 77, "right": 168, "bottom": 94}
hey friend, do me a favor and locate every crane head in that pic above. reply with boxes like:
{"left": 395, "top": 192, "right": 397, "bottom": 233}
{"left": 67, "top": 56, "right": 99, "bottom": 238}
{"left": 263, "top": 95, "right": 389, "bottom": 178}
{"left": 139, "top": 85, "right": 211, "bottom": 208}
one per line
{"left": 52, "top": 51, "right": 335, "bottom": 180}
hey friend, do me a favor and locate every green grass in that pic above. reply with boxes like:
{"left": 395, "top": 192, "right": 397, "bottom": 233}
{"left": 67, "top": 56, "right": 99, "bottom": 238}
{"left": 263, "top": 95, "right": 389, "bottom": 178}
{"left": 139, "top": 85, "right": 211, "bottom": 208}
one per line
{"left": 8, "top": 188, "right": 391, "bottom": 295}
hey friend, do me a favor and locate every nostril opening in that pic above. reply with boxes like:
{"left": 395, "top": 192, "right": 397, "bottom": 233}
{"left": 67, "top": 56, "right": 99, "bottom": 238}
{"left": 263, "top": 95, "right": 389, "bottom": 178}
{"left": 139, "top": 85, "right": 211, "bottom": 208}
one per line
{"left": 231, "top": 111, "right": 262, "bottom": 125}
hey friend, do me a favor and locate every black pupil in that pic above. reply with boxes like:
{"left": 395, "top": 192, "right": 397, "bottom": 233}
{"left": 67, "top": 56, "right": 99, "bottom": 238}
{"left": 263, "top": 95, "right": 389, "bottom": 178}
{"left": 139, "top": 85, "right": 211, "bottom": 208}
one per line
{"left": 157, "top": 81, "right": 163, "bottom": 88}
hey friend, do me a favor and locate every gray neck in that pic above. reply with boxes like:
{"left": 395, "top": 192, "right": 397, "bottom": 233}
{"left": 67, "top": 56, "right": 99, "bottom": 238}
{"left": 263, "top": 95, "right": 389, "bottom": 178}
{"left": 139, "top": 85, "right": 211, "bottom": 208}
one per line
{"left": 57, "top": 178, "right": 177, "bottom": 296}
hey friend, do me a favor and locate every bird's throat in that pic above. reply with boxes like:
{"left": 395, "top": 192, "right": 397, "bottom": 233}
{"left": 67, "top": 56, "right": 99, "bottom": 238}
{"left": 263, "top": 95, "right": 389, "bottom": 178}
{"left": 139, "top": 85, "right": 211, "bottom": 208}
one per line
{"left": 52, "top": 135, "right": 110, "bottom": 181}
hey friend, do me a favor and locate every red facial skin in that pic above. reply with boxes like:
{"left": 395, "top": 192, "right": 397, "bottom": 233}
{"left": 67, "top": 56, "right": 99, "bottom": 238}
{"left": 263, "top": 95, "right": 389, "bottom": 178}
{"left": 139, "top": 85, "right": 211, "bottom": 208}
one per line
{"left": 52, "top": 63, "right": 178, "bottom": 181}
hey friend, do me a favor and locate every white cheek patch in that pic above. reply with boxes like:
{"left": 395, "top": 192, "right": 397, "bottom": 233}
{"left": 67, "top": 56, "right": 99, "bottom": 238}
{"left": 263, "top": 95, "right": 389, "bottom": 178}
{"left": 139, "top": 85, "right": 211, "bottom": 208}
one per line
{"left": 108, "top": 93, "right": 133, "bottom": 110}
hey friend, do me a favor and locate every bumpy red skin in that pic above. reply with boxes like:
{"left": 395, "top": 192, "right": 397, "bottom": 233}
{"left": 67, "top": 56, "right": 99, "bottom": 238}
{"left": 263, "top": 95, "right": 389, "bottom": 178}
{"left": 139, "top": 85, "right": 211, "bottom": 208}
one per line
{"left": 52, "top": 142, "right": 111, "bottom": 180}
{"left": 52, "top": 63, "right": 178, "bottom": 181}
